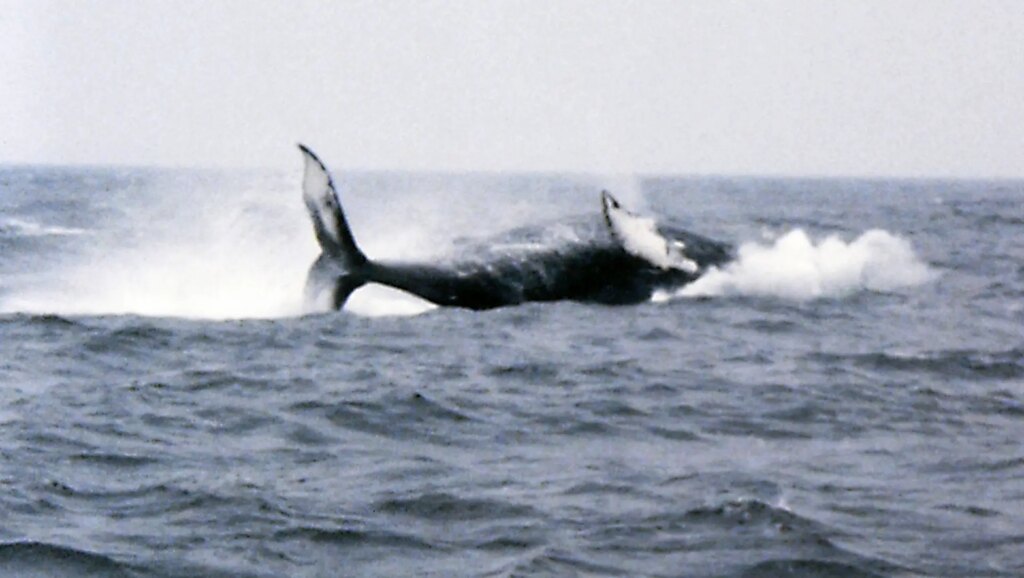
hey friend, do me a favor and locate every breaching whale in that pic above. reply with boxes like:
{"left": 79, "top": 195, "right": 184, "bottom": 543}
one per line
{"left": 298, "top": 144, "right": 731, "bottom": 311}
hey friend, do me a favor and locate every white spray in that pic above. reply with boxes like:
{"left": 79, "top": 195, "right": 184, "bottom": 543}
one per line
{"left": 674, "top": 228, "right": 935, "bottom": 300}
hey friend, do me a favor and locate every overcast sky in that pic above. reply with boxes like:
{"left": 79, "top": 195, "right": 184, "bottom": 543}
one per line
{"left": 1, "top": 1, "right": 1022, "bottom": 177}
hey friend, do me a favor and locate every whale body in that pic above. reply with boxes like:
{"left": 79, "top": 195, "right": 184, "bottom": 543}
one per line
{"left": 298, "top": 145, "right": 732, "bottom": 311}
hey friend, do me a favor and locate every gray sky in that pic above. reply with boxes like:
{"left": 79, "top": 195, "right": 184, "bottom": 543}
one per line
{"left": 2, "top": 1, "right": 1023, "bottom": 177}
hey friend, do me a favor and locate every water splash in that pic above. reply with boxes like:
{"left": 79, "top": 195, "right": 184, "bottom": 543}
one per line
{"left": 1, "top": 170, "right": 315, "bottom": 320}
{"left": 669, "top": 228, "right": 935, "bottom": 301}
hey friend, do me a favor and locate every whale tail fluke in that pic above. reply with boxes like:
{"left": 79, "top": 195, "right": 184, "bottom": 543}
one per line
{"left": 299, "top": 144, "right": 370, "bottom": 310}
{"left": 299, "top": 144, "right": 368, "bottom": 269}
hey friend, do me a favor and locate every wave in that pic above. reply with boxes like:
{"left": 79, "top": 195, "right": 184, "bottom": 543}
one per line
{"left": 273, "top": 525, "right": 436, "bottom": 550}
{"left": 671, "top": 228, "right": 935, "bottom": 300}
{"left": 492, "top": 546, "right": 628, "bottom": 577}
{"left": 0, "top": 217, "right": 89, "bottom": 237}
{"left": 811, "top": 348, "right": 1024, "bottom": 381}
{"left": 679, "top": 497, "right": 825, "bottom": 532}
{"left": 738, "top": 558, "right": 887, "bottom": 578}
{"left": 0, "top": 541, "right": 134, "bottom": 578}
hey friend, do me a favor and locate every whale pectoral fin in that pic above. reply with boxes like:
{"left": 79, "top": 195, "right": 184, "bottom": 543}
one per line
{"left": 601, "top": 190, "right": 623, "bottom": 243}
{"left": 600, "top": 190, "right": 700, "bottom": 273}
{"left": 601, "top": 190, "right": 642, "bottom": 249}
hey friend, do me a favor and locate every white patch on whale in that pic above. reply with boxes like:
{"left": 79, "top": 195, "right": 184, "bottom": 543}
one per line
{"left": 603, "top": 194, "right": 699, "bottom": 273}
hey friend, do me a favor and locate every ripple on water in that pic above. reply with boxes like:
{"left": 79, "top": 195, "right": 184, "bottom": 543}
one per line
{"left": 273, "top": 525, "right": 437, "bottom": 550}
{"left": 374, "top": 491, "right": 538, "bottom": 521}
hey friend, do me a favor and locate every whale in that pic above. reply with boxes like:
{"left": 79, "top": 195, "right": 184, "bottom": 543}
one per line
{"left": 298, "top": 144, "right": 732, "bottom": 311}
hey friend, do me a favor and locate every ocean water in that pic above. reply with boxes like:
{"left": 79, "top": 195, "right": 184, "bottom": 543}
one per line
{"left": 0, "top": 164, "right": 1022, "bottom": 578}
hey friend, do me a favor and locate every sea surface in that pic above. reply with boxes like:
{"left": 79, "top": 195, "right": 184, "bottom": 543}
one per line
{"left": 0, "top": 164, "right": 1022, "bottom": 577}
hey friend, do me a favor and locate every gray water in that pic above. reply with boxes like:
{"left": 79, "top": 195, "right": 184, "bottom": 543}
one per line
{"left": 0, "top": 166, "right": 1022, "bottom": 577}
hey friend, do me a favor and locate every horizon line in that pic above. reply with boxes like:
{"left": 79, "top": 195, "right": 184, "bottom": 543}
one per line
{"left": 2, "top": 158, "right": 1023, "bottom": 183}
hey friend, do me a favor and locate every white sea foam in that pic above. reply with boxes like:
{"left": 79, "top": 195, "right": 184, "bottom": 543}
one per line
{"left": 670, "top": 228, "right": 935, "bottom": 301}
